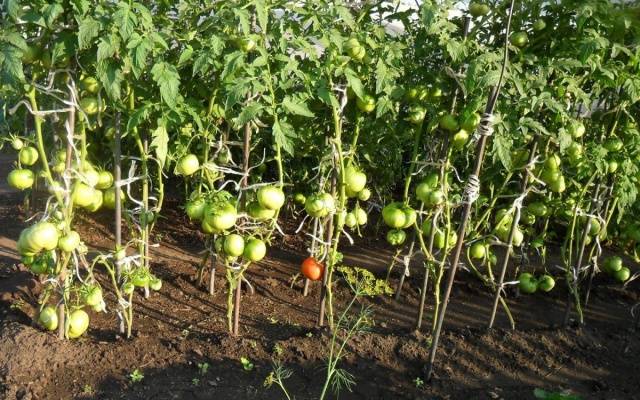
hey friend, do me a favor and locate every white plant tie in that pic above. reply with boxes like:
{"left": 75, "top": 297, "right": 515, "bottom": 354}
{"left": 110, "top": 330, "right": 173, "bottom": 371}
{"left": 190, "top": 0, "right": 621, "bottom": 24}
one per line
{"left": 462, "top": 174, "right": 481, "bottom": 205}
{"left": 477, "top": 113, "right": 495, "bottom": 137}
{"left": 341, "top": 228, "right": 354, "bottom": 245}
{"left": 295, "top": 214, "right": 311, "bottom": 234}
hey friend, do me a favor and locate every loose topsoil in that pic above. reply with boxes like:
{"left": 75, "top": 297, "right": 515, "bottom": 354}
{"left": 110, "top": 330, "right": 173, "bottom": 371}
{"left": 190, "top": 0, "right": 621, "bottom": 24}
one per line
{"left": 1, "top": 179, "right": 639, "bottom": 399}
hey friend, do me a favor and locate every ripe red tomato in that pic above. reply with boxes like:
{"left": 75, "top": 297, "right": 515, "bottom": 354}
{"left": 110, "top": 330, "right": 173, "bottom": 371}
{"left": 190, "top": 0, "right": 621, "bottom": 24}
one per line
{"left": 301, "top": 257, "right": 323, "bottom": 281}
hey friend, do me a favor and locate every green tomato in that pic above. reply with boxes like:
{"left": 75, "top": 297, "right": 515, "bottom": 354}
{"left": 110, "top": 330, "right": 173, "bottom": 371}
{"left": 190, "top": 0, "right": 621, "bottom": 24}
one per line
{"left": 382, "top": 202, "right": 407, "bottom": 229}
{"left": 604, "top": 256, "right": 623, "bottom": 273}
{"left": 21, "top": 45, "right": 41, "bottom": 64}
{"left": 614, "top": 267, "right": 631, "bottom": 283}
{"left": 80, "top": 97, "right": 100, "bottom": 115}
{"left": 544, "top": 154, "right": 562, "bottom": 171}
{"left": 294, "top": 193, "right": 306, "bottom": 205}
{"left": 538, "top": 274, "right": 555, "bottom": 292}
{"left": 85, "top": 189, "right": 103, "bottom": 212}
{"left": 38, "top": 306, "right": 59, "bottom": 331}
{"left": 247, "top": 201, "right": 276, "bottom": 221}
{"left": 19, "top": 146, "right": 39, "bottom": 166}
{"left": 604, "top": 137, "right": 623, "bottom": 152}
{"left": 305, "top": 195, "right": 327, "bottom": 218}
{"left": 345, "top": 166, "right": 367, "bottom": 193}
{"left": 452, "top": 129, "right": 469, "bottom": 150}
{"left": 461, "top": 113, "right": 481, "bottom": 132}
{"left": 416, "top": 183, "right": 432, "bottom": 203}
{"left": 80, "top": 76, "right": 100, "bottom": 94}
{"left": 401, "top": 206, "right": 417, "bottom": 229}
{"left": 96, "top": 170, "right": 114, "bottom": 190}
{"left": 386, "top": 229, "right": 406, "bottom": 246}
{"left": 82, "top": 285, "right": 103, "bottom": 307}
{"left": 243, "top": 238, "right": 266, "bottom": 262}
{"left": 67, "top": 309, "right": 89, "bottom": 339}
{"left": 355, "top": 208, "right": 367, "bottom": 225}
{"left": 470, "top": 242, "right": 486, "bottom": 259}
{"left": 358, "top": 188, "right": 371, "bottom": 201}
{"left": 469, "top": 2, "right": 490, "bottom": 17}
{"left": 345, "top": 212, "right": 357, "bottom": 228}
{"left": 11, "top": 138, "right": 24, "bottom": 150}
{"left": 568, "top": 120, "right": 585, "bottom": 138}
{"left": 510, "top": 31, "right": 529, "bottom": 48}
{"left": 607, "top": 159, "right": 618, "bottom": 174}
{"left": 548, "top": 175, "right": 566, "bottom": 193}
{"left": 131, "top": 269, "right": 150, "bottom": 287}
{"left": 186, "top": 197, "right": 207, "bottom": 221}
{"left": 439, "top": 114, "right": 459, "bottom": 132}
{"left": 258, "top": 185, "right": 286, "bottom": 210}
{"left": 203, "top": 202, "right": 238, "bottom": 233}
{"left": 518, "top": 272, "right": 538, "bottom": 294}
{"left": 7, "top": 169, "right": 34, "bottom": 190}
{"left": 532, "top": 19, "right": 547, "bottom": 31}
{"left": 19, "top": 222, "right": 59, "bottom": 253}
{"left": 427, "top": 190, "right": 445, "bottom": 207}
{"left": 122, "top": 282, "right": 135, "bottom": 295}
{"left": 103, "top": 187, "right": 125, "bottom": 209}
{"left": 72, "top": 182, "right": 96, "bottom": 208}
{"left": 239, "top": 37, "right": 256, "bottom": 52}
{"left": 356, "top": 95, "right": 376, "bottom": 113}
{"left": 408, "top": 106, "right": 426, "bottom": 125}
{"left": 176, "top": 154, "right": 200, "bottom": 176}
{"left": 58, "top": 231, "right": 81, "bottom": 253}
{"left": 149, "top": 277, "right": 163, "bottom": 291}
{"left": 224, "top": 234, "right": 245, "bottom": 257}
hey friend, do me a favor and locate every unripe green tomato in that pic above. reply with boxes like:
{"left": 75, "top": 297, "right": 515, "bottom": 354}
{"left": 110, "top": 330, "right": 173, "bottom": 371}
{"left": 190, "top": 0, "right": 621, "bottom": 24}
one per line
{"left": 439, "top": 114, "right": 459, "bottom": 132}
{"left": 11, "top": 138, "right": 24, "bottom": 150}
{"left": 356, "top": 95, "right": 376, "bottom": 113}
{"left": 461, "top": 113, "right": 481, "bottom": 132}
{"left": 538, "top": 274, "right": 555, "bottom": 292}
{"left": 355, "top": 208, "right": 367, "bottom": 225}
{"left": 19, "top": 146, "right": 39, "bottom": 166}
{"left": 469, "top": 2, "right": 490, "bottom": 17}
{"left": 223, "top": 234, "right": 245, "bottom": 257}
{"left": 532, "top": 19, "right": 547, "bottom": 31}
{"left": 518, "top": 272, "right": 538, "bottom": 294}
{"left": 386, "top": 229, "right": 406, "bottom": 246}
{"left": 470, "top": 242, "right": 486, "bottom": 259}
{"left": 358, "top": 188, "right": 371, "bottom": 201}
{"left": 7, "top": 169, "right": 35, "bottom": 190}
{"left": 510, "top": 31, "right": 529, "bottom": 48}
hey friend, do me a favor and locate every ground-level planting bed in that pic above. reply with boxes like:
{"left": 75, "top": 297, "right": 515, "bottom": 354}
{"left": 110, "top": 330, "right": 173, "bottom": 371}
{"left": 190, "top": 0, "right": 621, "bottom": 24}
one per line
{"left": 1, "top": 192, "right": 639, "bottom": 400}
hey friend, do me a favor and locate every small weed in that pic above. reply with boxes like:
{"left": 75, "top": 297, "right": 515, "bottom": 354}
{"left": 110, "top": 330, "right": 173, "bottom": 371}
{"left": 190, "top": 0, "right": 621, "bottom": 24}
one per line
{"left": 82, "top": 384, "right": 95, "bottom": 395}
{"left": 240, "top": 357, "right": 254, "bottom": 371}
{"left": 192, "top": 378, "right": 200, "bottom": 386}
{"left": 413, "top": 377, "right": 424, "bottom": 388}
{"left": 129, "top": 369, "right": 144, "bottom": 383}
{"left": 9, "top": 299, "right": 25, "bottom": 311}
{"left": 273, "top": 343, "right": 284, "bottom": 357}
{"left": 197, "top": 362, "right": 210, "bottom": 376}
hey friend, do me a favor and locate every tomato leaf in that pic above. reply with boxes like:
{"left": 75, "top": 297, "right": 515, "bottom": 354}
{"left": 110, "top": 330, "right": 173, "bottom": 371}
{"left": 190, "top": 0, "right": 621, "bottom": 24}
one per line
{"left": 282, "top": 95, "right": 314, "bottom": 118}
{"left": 151, "top": 62, "right": 181, "bottom": 109}
{"left": 254, "top": 0, "right": 269, "bottom": 33}
{"left": 0, "top": 44, "right": 24, "bottom": 84}
{"left": 113, "top": 2, "right": 138, "bottom": 42}
{"left": 178, "top": 45, "right": 193, "bottom": 67}
{"left": 78, "top": 17, "right": 101, "bottom": 50}
{"left": 96, "top": 61, "right": 123, "bottom": 100}
{"left": 273, "top": 120, "right": 296, "bottom": 155}
{"left": 235, "top": 103, "right": 264, "bottom": 128}
{"left": 151, "top": 121, "right": 169, "bottom": 169}
{"left": 344, "top": 69, "right": 364, "bottom": 99}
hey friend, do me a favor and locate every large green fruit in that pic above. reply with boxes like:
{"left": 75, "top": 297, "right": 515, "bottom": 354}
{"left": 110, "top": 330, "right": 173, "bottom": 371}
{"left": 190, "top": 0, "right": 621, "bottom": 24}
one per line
{"left": 518, "top": 272, "right": 538, "bottom": 294}
{"left": 103, "top": 187, "right": 125, "bottom": 209}
{"left": 96, "top": 171, "right": 114, "bottom": 190}
{"left": 247, "top": 201, "right": 276, "bottom": 221}
{"left": 382, "top": 203, "right": 407, "bottom": 229}
{"left": 38, "top": 306, "right": 58, "bottom": 331}
{"left": 72, "top": 182, "right": 96, "bottom": 208}
{"left": 58, "top": 231, "right": 81, "bottom": 253}
{"left": 344, "top": 166, "right": 367, "bottom": 193}
{"left": 19, "top": 146, "right": 39, "bottom": 166}
{"left": 202, "top": 202, "right": 238, "bottom": 233}
{"left": 67, "top": 309, "right": 89, "bottom": 338}
{"left": 224, "top": 234, "right": 245, "bottom": 257}
{"left": 7, "top": 169, "right": 34, "bottom": 190}
{"left": 257, "top": 186, "right": 285, "bottom": 210}
{"left": 243, "top": 238, "right": 266, "bottom": 262}
{"left": 176, "top": 154, "right": 200, "bottom": 176}
{"left": 185, "top": 197, "right": 207, "bottom": 221}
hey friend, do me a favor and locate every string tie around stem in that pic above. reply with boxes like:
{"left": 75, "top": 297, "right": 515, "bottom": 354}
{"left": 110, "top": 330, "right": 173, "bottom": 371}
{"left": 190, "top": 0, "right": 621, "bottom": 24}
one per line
{"left": 462, "top": 174, "right": 481, "bottom": 205}
{"left": 477, "top": 113, "right": 495, "bottom": 137}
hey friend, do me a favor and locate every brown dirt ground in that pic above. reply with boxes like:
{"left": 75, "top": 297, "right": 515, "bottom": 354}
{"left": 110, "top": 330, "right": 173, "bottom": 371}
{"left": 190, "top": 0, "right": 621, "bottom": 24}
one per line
{"left": 1, "top": 165, "right": 639, "bottom": 399}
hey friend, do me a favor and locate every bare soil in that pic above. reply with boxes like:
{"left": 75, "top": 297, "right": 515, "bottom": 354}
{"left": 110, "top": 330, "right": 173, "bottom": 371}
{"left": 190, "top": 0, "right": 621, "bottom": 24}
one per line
{"left": 1, "top": 173, "right": 639, "bottom": 399}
